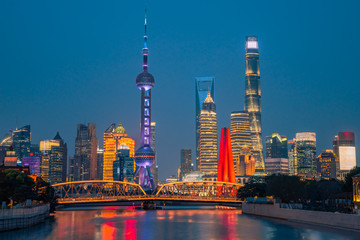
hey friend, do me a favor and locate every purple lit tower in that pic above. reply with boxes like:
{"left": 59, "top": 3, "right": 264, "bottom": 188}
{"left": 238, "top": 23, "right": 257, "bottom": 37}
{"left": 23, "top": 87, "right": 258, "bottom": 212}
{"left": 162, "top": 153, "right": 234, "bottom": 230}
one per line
{"left": 134, "top": 8, "right": 155, "bottom": 189}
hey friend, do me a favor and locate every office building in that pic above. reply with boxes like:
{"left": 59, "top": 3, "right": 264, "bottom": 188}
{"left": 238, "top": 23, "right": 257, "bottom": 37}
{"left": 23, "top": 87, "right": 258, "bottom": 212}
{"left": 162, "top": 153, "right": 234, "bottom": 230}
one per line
{"left": 40, "top": 132, "right": 67, "bottom": 184}
{"left": 333, "top": 132, "right": 356, "bottom": 179}
{"left": 236, "top": 147, "right": 255, "bottom": 176}
{"left": 265, "top": 158, "right": 289, "bottom": 175}
{"left": 13, "top": 125, "right": 31, "bottom": 163}
{"left": 244, "top": 36, "right": 264, "bottom": 172}
{"left": 295, "top": 132, "right": 316, "bottom": 175}
{"left": 72, "top": 123, "right": 98, "bottom": 180}
{"left": 180, "top": 149, "right": 192, "bottom": 180}
{"left": 288, "top": 139, "right": 297, "bottom": 175}
{"left": 266, "top": 132, "right": 288, "bottom": 159}
{"left": 317, "top": 150, "right": 337, "bottom": 179}
{"left": 4, "top": 146, "right": 17, "bottom": 167}
{"left": 22, "top": 155, "right": 41, "bottom": 177}
{"left": 195, "top": 76, "right": 215, "bottom": 171}
{"left": 97, "top": 148, "right": 104, "bottom": 180}
{"left": 230, "top": 111, "right": 252, "bottom": 172}
{"left": 113, "top": 147, "right": 134, "bottom": 182}
{"left": 103, "top": 123, "right": 135, "bottom": 181}
{"left": 150, "top": 122, "right": 158, "bottom": 185}
{"left": 199, "top": 92, "right": 218, "bottom": 175}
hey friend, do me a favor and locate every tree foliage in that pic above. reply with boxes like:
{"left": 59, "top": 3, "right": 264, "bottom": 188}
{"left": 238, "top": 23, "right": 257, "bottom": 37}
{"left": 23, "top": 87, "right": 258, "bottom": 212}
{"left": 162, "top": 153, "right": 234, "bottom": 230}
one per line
{"left": 343, "top": 167, "right": 360, "bottom": 192}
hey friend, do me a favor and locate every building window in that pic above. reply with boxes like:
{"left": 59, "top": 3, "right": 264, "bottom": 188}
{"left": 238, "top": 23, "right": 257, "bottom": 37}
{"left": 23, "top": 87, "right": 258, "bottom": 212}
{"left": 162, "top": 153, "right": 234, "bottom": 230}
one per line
{"left": 145, "top": 99, "right": 150, "bottom": 107}
{"left": 144, "top": 108, "right": 150, "bottom": 116}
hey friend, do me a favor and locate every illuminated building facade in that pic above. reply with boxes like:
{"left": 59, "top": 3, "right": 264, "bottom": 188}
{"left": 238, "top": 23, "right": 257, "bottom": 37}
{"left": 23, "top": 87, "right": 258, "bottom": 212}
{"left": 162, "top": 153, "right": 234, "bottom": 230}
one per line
{"left": 40, "top": 132, "right": 68, "bottom": 184}
{"left": 265, "top": 158, "right": 289, "bottom": 175}
{"left": 103, "top": 123, "right": 135, "bottom": 181}
{"left": 217, "top": 128, "right": 236, "bottom": 183}
{"left": 244, "top": 36, "right": 264, "bottom": 172}
{"left": 150, "top": 122, "right": 158, "bottom": 185}
{"left": 4, "top": 146, "right": 17, "bottom": 167}
{"left": 113, "top": 148, "right": 134, "bottom": 182}
{"left": 236, "top": 147, "right": 255, "bottom": 176}
{"left": 22, "top": 156, "right": 41, "bottom": 177}
{"left": 180, "top": 149, "right": 192, "bottom": 180}
{"left": 230, "top": 111, "right": 251, "bottom": 172}
{"left": 13, "top": 125, "right": 31, "bottom": 163}
{"left": 133, "top": 9, "right": 156, "bottom": 189}
{"left": 295, "top": 132, "right": 316, "bottom": 175}
{"left": 199, "top": 92, "right": 218, "bottom": 175}
{"left": 72, "top": 123, "right": 98, "bottom": 180}
{"left": 97, "top": 148, "right": 104, "bottom": 180}
{"left": 316, "top": 150, "right": 337, "bottom": 179}
{"left": 195, "top": 76, "right": 215, "bottom": 171}
{"left": 266, "top": 133, "right": 288, "bottom": 159}
{"left": 333, "top": 132, "right": 356, "bottom": 179}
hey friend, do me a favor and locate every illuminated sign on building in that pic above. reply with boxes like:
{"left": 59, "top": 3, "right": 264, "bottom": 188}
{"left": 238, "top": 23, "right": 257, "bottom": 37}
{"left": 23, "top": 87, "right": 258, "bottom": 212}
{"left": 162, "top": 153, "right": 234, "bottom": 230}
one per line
{"left": 246, "top": 41, "right": 258, "bottom": 49}
{"left": 339, "top": 146, "right": 356, "bottom": 170}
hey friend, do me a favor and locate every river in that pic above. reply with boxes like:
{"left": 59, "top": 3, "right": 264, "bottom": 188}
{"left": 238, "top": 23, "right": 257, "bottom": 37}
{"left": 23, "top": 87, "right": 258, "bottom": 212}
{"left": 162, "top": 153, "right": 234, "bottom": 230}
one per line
{"left": 1, "top": 206, "right": 359, "bottom": 239}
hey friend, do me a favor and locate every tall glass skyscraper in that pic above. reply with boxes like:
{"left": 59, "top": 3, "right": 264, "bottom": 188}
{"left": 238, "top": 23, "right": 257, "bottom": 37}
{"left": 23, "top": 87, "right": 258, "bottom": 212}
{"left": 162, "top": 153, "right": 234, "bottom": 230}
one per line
{"left": 265, "top": 132, "right": 288, "bottom": 159}
{"left": 295, "top": 132, "right": 316, "bottom": 175}
{"left": 195, "top": 77, "right": 215, "bottom": 171}
{"left": 199, "top": 92, "right": 218, "bottom": 175}
{"left": 244, "top": 36, "right": 264, "bottom": 172}
{"left": 13, "top": 125, "right": 31, "bottom": 163}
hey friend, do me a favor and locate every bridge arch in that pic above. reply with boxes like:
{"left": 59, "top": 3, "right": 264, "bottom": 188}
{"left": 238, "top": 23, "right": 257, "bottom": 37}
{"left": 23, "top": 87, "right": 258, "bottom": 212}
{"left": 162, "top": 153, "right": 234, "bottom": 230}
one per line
{"left": 155, "top": 181, "right": 243, "bottom": 201}
{"left": 52, "top": 180, "right": 146, "bottom": 204}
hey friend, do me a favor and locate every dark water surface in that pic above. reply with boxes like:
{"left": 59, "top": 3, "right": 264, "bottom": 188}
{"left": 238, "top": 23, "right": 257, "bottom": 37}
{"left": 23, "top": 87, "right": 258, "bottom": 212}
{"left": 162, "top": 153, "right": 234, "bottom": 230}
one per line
{"left": 1, "top": 206, "right": 359, "bottom": 240}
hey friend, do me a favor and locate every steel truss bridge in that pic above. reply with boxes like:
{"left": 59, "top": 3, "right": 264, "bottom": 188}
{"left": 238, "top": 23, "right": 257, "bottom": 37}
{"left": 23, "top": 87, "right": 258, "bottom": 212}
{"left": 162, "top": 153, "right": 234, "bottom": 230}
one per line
{"left": 51, "top": 180, "right": 244, "bottom": 205}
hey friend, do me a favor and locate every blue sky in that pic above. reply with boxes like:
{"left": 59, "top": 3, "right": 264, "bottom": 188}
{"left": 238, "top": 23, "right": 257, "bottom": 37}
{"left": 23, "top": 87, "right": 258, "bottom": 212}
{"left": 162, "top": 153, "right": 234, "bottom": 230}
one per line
{"left": 0, "top": 0, "right": 359, "bottom": 180}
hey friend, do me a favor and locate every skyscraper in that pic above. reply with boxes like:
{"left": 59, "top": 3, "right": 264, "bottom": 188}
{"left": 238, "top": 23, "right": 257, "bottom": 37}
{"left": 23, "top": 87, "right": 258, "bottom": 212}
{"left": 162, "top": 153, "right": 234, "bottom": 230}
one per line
{"left": 236, "top": 147, "right": 255, "bottom": 176}
{"left": 113, "top": 147, "right": 134, "bottom": 182}
{"left": 103, "top": 123, "right": 135, "bottom": 181}
{"left": 72, "top": 123, "right": 98, "bottom": 180}
{"left": 195, "top": 77, "right": 215, "bottom": 171}
{"left": 266, "top": 132, "right": 288, "bottom": 159}
{"left": 40, "top": 132, "right": 67, "bottom": 184}
{"left": 22, "top": 155, "right": 41, "bottom": 177}
{"left": 333, "top": 132, "right": 356, "bottom": 179}
{"left": 150, "top": 122, "right": 158, "bottom": 185}
{"left": 134, "top": 8, "right": 156, "bottom": 189}
{"left": 97, "top": 148, "right": 104, "bottom": 180}
{"left": 317, "top": 150, "right": 337, "bottom": 179}
{"left": 288, "top": 139, "right": 297, "bottom": 175}
{"left": 295, "top": 132, "right": 316, "bottom": 175}
{"left": 199, "top": 92, "right": 218, "bottom": 175}
{"left": 13, "top": 125, "right": 31, "bottom": 163}
{"left": 244, "top": 36, "right": 264, "bottom": 172}
{"left": 230, "top": 111, "right": 251, "bottom": 171}
{"left": 180, "top": 149, "right": 192, "bottom": 180}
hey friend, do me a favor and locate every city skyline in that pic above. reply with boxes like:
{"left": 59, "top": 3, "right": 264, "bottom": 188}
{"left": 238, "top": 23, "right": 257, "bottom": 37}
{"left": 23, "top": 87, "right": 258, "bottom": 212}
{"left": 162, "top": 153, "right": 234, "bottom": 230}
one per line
{"left": 1, "top": 1, "right": 360, "bottom": 180}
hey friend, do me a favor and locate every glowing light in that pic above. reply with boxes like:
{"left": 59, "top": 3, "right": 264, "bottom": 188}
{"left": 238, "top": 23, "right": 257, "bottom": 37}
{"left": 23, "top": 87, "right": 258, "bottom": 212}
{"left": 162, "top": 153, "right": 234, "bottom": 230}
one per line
{"left": 246, "top": 41, "right": 258, "bottom": 49}
{"left": 339, "top": 146, "right": 356, "bottom": 170}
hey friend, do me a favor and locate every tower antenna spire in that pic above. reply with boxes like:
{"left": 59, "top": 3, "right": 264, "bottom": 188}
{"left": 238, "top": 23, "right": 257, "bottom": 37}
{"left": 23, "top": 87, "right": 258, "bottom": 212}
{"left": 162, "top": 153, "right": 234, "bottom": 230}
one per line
{"left": 144, "top": 4, "right": 147, "bottom": 35}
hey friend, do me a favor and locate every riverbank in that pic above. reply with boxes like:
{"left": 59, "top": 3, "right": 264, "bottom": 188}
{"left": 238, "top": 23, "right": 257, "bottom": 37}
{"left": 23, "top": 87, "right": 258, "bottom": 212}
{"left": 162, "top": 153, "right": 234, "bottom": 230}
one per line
{"left": 242, "top": 202, "right": 360, "bottom": 230}
{"left": 0, "top": 204, "right": 50, "bottom": 231}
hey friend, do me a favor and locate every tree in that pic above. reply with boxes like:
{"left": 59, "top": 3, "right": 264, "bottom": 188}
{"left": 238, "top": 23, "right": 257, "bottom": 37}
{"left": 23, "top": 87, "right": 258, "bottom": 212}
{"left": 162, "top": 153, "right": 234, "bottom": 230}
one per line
{"left": 237, "top": 183, "right": 266, "bottom": 200}
{"left": 265, "top": 175, "right": 305, "bottom": 203}
{"left": 342, "top": 167, "right": 360, "bottom": 192}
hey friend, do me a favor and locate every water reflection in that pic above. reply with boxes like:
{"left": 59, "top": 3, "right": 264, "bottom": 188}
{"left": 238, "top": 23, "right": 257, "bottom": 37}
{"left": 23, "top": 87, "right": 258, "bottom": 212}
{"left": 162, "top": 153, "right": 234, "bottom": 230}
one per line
{"left": 0, "top": 207, "right": 358, "bottom": 240}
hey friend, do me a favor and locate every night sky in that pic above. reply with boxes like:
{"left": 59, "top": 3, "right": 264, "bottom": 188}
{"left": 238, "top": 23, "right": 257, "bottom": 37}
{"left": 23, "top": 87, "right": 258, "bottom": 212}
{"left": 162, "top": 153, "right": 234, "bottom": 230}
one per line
{"left": 1, "top": 1, "right": 359, "bottom": 180}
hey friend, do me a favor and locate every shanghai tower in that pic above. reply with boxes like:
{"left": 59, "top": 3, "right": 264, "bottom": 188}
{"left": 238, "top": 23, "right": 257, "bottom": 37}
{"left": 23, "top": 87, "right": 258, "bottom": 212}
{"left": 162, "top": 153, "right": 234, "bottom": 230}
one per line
{"left": 244, "top": 36, "right": 264, "bottom": 172}
{"left": 133, "top": 7, "right": 155, "bottom": 189}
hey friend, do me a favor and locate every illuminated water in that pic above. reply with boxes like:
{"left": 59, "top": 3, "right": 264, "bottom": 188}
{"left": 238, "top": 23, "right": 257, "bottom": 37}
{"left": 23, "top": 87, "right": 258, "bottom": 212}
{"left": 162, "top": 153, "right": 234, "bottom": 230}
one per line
{"left": 1, "top": 206, "right": 359, "bottom": 240}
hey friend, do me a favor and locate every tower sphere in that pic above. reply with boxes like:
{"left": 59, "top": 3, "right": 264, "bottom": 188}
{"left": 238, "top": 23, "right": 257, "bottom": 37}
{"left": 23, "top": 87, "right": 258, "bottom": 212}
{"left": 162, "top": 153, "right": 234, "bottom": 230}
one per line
{"left": 134, "top": 146, "right": 155, "bottom": 167}
{"left": 136, "top": 71, "right": 155, "bottom": 90}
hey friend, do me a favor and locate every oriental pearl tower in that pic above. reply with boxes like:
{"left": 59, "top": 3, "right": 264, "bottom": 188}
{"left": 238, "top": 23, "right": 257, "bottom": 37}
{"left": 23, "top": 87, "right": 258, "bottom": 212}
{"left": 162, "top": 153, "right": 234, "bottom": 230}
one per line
{"left": 133, "top": 7, "right": 155, "bottom": 189}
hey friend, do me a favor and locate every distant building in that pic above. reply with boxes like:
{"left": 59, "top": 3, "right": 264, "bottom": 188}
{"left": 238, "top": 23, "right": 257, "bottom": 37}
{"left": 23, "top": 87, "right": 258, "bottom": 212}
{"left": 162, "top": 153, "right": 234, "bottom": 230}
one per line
{"left": 295, "top": 132, "right": 316, "bottom": 175}
{"left": 183, "top": 171, "right": 205, "bottom": 181}
{"left": 230, "top": 111, "right": 251, "bottom": 173}
{"left": 103, "top": 124, "right": 135, "bottom": 181}
{"left": 72, "top": 123, "right": 98, "bottom": 180}
{"left": 266, "top": 133, "right": 288, "bottom": 159}
{"left": 22, "top": 155, "right": 41, "bottom": 177}
{"left": 333, "top": 132, "right": 356, "bottom": 180}
{"left": 316, "top": 150, "right": 337, "bottom": 179}
{"left": 236, "top": 147, "right": 255, "bottom": 176}
{"left": 4, "top": 146, "right": 17, "bottom": 167}
{"left": 0, "top": 133, "right": 13, "bottom": 165}
{"left": 13, "top": 125, "right": 31, "bottom": 163}
{"left": 113, "top": 147, "right": 134, "bottom": 182}
{"left": 195, "top": 76, "right": 215, "bottom": 171}
{"left": 150, "top": 122, "right": 158, "bottom": 185}
{"left": 265, "top": 158, "right": 289, "bottom": 175}
{"left": 288, "top": 139, "right": 297, "bottom": 175}
{"left": 97, "top": 148, "right": 104, "bottom": 180}
{"left": 40, "top": 132, "right": 67, "bottom": 184}
{"left": 166, "top": 175, "right": 178, "bottom": 183}
{"left": 199, "top": 92, "right": 218, "bottom": 176}
{"left": 180, "top": 149, "right": 192, "bottom": 181}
